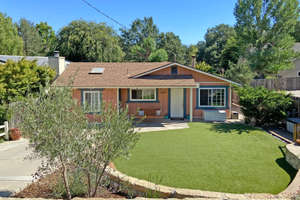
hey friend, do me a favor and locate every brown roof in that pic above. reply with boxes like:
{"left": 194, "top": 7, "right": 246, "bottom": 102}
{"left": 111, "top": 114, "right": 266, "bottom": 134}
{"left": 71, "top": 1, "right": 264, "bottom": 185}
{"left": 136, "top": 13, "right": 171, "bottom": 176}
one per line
{"left": 54, "top": 62, "right": 197, "bottom": 88}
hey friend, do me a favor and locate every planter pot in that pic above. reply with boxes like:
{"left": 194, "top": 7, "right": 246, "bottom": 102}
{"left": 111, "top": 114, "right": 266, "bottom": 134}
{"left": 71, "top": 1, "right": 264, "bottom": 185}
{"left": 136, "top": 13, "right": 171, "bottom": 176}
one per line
{"left": 156, "top": 110, "right": 161, "bottom": 116}
{"left": 138, "top": 110, "right": 144, "bottom": 116}
{"left": 9, "top": 128, "right": 21, "bottom": 141}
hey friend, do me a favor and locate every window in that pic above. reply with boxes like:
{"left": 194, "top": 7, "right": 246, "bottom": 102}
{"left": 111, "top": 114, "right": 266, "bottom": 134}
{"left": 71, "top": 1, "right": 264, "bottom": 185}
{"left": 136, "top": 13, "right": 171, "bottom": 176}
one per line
{"left": 199, "top": 88, "right": 225, "bottom": 107}
{"left": 83, "top": 91, "right": 101, "bottom": 112}
{"left": 171, "top": 66, "right": 178, "bottom": 75}
{"left": 298, "top": 72, "right": 300, "bottom": 77}
{"left": 130, "top": 89, "right": 156, "bottom": 101}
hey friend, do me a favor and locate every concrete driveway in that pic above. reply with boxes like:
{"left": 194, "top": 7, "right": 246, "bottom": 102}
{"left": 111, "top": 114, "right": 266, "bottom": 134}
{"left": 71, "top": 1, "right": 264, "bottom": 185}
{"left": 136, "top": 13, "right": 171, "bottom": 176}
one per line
{"left": 0, "top": 139, "right": 41, "bottom": 197}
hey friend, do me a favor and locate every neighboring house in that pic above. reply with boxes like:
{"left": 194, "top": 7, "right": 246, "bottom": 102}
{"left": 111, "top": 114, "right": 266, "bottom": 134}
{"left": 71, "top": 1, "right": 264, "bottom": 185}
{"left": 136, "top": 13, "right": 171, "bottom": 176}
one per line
{"left": 55, "top": 62, "right": 240, "bottom": 122}
{"left": 279, "top": 43, "right": 300, "bottom": 78}
{"left": 0, "top": 51, "right": 69, "bottom": 77}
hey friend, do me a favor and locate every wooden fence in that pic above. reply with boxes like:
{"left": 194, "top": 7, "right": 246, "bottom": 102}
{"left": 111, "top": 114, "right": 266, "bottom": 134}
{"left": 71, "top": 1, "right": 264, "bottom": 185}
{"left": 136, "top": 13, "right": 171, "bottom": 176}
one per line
{"left": 0, "top": 121, "right": 8, "bottom": 140}
{"left": 251, "top": 77, "right": 300, "bottom": 91}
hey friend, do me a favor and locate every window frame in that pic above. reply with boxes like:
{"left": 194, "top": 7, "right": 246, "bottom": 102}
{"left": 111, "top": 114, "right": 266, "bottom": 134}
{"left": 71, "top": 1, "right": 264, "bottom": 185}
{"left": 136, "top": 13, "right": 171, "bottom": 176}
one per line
{"left": 129, "top": 88, "right": 157, "bottom": 102}
{"left": 198, "top": 87, "right": 226, "bottom": 108}
{"left": 82, "top": 90, "right": 102, "bottom": 113}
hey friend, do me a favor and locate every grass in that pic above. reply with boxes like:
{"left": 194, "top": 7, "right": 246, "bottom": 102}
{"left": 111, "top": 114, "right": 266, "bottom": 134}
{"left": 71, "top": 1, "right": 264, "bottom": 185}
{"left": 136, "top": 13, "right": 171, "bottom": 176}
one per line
{"left": 114, "top": 122, "right": 296, "bottom": 194}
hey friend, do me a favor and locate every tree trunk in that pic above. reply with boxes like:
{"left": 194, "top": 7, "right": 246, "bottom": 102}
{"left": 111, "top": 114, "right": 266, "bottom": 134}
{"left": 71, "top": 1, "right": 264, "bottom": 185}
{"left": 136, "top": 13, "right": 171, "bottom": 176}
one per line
{"left": 92, "top": 162, "right": 109, "bottom": 197}
{"left": 60, "top": 156, "right": 72, "bottom": 200}
{"left": 86, "top": 170, "right": 91, "bottom": 197}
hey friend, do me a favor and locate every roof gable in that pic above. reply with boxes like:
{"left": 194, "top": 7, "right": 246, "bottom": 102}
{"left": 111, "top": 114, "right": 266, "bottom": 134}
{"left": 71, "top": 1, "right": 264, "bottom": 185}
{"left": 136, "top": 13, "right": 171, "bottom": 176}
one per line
{"left": 130, "top": 63, "right": 240, "bottom": 85}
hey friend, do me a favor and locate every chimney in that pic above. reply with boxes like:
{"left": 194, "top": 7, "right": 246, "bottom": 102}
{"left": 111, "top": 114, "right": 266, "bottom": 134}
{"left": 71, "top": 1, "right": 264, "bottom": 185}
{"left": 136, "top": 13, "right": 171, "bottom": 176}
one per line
{"left": 192, "top": 55, "right": 196, "bottom": 68}
{"left": 48, "top": 51, "right": 66, "bottom": 76}
{"left": 53, "top": 50, "right": 60, "bottom": 58}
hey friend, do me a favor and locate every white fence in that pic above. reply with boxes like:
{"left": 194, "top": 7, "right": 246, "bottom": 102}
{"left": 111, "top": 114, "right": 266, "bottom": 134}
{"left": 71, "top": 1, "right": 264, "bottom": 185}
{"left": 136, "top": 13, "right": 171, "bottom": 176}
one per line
{"left": 0, "top": 121, "right": 8, "bottom": 140}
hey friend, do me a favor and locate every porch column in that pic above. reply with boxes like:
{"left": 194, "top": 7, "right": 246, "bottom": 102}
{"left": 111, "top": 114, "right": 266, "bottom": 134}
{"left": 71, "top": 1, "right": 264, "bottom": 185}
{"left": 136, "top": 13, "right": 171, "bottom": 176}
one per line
{"left": 117, "top": 88, "right": 120, "bottom": 112}
{"left": 190, "top": 88, "right": 193, "bottom": 122}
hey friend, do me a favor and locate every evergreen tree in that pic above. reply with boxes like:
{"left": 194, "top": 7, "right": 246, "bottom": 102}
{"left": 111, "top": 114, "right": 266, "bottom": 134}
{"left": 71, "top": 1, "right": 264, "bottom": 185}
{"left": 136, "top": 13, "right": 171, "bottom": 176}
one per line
{"left": 18, "top": 18, "right": 43, "bottom": 56}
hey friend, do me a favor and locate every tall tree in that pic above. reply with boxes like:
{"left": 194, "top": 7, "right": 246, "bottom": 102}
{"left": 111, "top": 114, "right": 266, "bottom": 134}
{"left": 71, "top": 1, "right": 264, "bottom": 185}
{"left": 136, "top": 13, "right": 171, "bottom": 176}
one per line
{"left": 202, "top": 24, "right": 236, "bottom": 73}
{"left": 157, "top": 32, "right": 185, "bottom": 63}
{"left": 18, "top": 18, "right": 43, "bottom": 56}
{"left": 234, "top": 0, "right": 300, "bottom": 77}
{"left": 0, "top": 12, "right": 23, "bottom": 55}
{"left": 36, "top": 22, "right": 57, "bottom": 55}
{"left": 196, "top": 41, "right": 206, "bottom": 62}
{"left": 129, "top": 37, "right": 156, "bottom": 61}
{"left": 220, "top": 36, "right": 240, "bottom": 70}
{"left": 120, "top": 17, "right": 159, "bottom": 60}
{"left": 57, "top": 20, "right": 124, "bottom": 62}
{"left": 225, "top": 58, "right": 255, "bottom": 85}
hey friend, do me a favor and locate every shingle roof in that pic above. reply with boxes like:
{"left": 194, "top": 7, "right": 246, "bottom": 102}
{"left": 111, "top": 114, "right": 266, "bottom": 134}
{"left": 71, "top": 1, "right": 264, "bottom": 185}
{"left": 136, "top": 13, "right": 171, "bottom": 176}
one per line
{"left": 0, "top": 55, "right": 49, "bottom": 66}
{"left": 54, "top": 62, "right": 197, "bottom": 88}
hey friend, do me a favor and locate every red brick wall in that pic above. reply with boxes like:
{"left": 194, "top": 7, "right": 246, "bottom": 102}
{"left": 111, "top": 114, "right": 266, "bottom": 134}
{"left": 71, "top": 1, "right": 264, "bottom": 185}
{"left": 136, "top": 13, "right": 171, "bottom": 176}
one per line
{"left": 72, "top": 89, "right": 81, "bottom": 105}
{"left": 120, "top": 88, "right": 168, "bottom": 117}
{"left": 72, "top": 88, "right": 117, "bottom": 106}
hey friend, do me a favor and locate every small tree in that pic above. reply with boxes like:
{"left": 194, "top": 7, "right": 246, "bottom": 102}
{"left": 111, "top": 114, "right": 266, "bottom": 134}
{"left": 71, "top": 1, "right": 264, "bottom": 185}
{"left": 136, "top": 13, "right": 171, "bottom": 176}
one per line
{"left": 12, "top": 86, "right": 140, "bottom": 199}
{"left": 74, "top": 103, "right": 140, "bottom": 197}
{"left": 237, "top": 86, "right": 293, "bottom": 126}
{"left": 12, "top": 86, "right": 88, "bottom": 200}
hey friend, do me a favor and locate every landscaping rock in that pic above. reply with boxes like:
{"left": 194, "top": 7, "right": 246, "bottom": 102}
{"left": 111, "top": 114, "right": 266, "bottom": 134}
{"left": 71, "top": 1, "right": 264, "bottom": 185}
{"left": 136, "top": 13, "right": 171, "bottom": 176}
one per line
{"left": 286, "top": 144, "right": 300, "bottom": 169}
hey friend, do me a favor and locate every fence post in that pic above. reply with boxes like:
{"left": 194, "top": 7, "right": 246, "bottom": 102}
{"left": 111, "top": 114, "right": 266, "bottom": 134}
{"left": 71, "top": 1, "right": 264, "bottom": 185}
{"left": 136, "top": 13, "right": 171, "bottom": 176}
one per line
{"left": 4, "top": 121, "right": 8, "bottom": 141}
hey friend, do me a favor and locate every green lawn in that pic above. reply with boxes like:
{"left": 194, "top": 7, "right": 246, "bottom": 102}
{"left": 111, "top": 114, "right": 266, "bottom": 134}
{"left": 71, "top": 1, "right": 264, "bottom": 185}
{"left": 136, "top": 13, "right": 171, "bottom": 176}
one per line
{"left": 114, "top": 122, "right": 296, "bottom": 194}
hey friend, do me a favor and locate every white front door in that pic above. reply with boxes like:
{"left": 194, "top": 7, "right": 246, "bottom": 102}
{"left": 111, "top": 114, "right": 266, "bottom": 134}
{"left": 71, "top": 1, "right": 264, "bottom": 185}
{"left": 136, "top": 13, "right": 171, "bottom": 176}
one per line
{"left": 170, "top": 88, "right": 184, "bottom": 118}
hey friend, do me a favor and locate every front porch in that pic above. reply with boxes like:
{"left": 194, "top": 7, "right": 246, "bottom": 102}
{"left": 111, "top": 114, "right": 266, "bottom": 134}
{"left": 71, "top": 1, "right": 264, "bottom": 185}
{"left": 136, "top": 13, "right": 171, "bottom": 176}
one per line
{"left": 118, "top": 87, "right": 196, "bottom": 122}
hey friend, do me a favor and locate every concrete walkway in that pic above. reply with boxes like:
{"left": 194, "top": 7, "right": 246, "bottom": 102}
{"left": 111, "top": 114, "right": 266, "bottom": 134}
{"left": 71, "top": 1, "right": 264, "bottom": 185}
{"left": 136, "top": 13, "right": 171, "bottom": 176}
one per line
{"left": 134, "top": 120, "right": 189, "bottom": 133}
{"left": 0, "top": 139, "right": 41, "bottom": 197}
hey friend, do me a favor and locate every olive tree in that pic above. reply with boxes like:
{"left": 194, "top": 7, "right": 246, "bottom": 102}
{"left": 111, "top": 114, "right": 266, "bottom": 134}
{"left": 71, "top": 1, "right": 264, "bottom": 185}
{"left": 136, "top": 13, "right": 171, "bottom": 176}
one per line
{"left": 74, "top": 104, "right": 140, "bottom": 197}
{"left": 12, "top": 85, "right": 140, "bottom": 199}
{"left": 11, "top": 85, "right": 88, "bottom": 200}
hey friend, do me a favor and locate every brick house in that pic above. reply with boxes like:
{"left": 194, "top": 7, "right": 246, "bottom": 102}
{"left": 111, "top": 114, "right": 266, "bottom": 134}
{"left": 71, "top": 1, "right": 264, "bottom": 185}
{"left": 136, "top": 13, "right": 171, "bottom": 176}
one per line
{"left": 55, "top": 62, "right": 240, "bottom": 122}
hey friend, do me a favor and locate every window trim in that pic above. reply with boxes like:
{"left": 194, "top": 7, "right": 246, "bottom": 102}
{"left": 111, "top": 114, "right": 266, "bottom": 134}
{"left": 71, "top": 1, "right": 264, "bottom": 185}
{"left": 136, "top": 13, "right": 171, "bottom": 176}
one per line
{"left": 82, "top": 90, "right": 102, "bottom": 113}
{"left": 197, "top": 86, "right": 228, "bottom": 109}
{"left": 129, "top": 88, "right": 157, "bottom": 102}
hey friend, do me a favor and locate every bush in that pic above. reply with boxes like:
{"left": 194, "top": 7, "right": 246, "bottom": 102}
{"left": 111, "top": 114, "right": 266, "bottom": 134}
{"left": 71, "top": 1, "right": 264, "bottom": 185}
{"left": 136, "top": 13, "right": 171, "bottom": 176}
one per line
{"left": 237, "top": 86, "right": 293, "bottom": 126}
{"left": 0, "top": 104, "right": 7, "bottom": 124}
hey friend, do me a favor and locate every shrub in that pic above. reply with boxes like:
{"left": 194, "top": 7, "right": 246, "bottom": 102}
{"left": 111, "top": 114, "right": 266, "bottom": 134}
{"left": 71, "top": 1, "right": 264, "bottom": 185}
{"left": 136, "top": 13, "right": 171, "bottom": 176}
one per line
{"left": 237, "top": 86, "right": 293, "bottom": 126}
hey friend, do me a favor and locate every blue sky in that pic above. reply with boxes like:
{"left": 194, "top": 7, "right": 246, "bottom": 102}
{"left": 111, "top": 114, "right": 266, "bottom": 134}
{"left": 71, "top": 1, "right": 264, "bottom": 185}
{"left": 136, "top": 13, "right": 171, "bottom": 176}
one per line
{"left": 0, "top": 0, "right": 237, "bottom": 45}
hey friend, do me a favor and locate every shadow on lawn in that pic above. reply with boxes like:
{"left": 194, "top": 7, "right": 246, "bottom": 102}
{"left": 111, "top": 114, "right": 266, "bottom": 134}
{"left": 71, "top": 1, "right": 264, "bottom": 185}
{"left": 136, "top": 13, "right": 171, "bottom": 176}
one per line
{"left": 277, "top": 146, "right": 297, "bottom": 183}
{"left": 209, "top": 123, "right": 257, "bottom": 134}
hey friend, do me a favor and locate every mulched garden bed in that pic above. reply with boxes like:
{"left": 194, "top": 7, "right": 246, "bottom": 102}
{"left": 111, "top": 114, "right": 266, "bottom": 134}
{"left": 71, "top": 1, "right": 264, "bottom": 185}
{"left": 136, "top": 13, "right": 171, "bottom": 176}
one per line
{"left": 14, "top": 170, "right": 125, "bottom": 199}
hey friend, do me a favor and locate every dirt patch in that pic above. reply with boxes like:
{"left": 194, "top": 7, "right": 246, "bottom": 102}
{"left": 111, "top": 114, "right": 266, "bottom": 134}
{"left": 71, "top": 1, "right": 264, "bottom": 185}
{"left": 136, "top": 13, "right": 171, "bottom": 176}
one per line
{"left": 14, "top": 171, "right": 124, "bottom": 199}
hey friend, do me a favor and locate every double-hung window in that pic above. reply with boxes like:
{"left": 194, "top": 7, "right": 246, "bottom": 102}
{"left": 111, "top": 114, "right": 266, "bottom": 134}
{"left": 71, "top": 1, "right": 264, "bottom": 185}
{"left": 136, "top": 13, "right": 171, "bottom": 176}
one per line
{"left": 83, "top": 91, "right": 101, "bottom": 112}
{"left": 199, "top": 88, "right": 225, "bottom": 107}
{"left": 130, "top": 88, "right": 156, "bottom": 101}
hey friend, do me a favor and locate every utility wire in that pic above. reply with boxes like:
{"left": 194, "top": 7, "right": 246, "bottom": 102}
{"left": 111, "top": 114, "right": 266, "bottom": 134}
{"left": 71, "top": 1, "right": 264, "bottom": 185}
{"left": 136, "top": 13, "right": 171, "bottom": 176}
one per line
{"left": 80, "top": 0, "right": 127, "bottom": 29}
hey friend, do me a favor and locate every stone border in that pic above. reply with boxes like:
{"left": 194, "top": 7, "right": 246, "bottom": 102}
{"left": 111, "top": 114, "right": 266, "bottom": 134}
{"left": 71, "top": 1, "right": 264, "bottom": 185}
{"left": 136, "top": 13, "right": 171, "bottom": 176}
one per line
{"left": 106, "top": 166, "right": 300, "bottom": 200}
